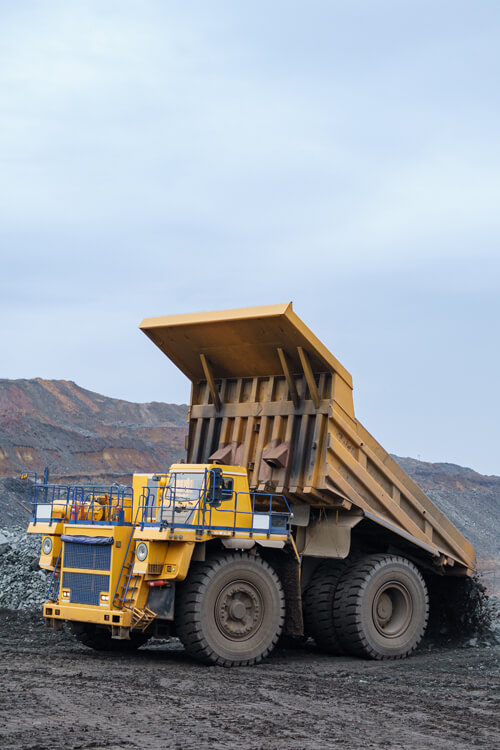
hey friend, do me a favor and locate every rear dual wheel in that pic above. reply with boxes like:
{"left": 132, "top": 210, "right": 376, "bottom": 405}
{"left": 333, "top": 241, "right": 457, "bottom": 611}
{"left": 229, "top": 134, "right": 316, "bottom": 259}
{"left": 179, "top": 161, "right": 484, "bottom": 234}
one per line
{"left": 303, "top": 560, "right": 348, "bottom": 654}
{"left": 304, "top": 554, "right": 429, "bottom": 659}
{"left": 176, "top": 551, "right": 285, "bottom": 666}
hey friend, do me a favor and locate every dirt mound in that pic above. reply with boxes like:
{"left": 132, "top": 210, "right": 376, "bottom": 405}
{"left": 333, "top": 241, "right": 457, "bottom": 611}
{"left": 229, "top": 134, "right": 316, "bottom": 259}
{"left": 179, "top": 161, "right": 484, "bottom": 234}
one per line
{"left": 0, "top": 478, "right": 32, "bottom": 526}
{"left": 0, "top": 527, "right": 50, "bottom": 610}
{"left": 425, "top": 572, "right": 499, "bottom": 646}
{"left": 0, "top": 378, "right": 187, "bottom": 481}
{"left": 394, "top": 456, "right": 500, "bottom": 595}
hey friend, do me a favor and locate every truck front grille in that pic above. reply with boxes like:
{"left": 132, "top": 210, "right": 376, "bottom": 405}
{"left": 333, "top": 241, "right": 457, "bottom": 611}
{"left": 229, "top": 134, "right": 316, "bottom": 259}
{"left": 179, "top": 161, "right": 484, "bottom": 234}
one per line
{"left": 62, "top": 572, "right": 110, "bottom": 605}
{"left": 64, "top": 541, "right": 112, "bottom": 571}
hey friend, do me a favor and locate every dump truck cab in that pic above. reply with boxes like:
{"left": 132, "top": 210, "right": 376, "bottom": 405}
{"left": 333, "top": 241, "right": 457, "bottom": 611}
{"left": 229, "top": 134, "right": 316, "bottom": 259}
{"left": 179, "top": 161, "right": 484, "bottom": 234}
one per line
{"left": 28, "top": 462, "right": 292, "bottom": 653}
{"left": 133, "top": 463, "right": 290, "bottom": 537}
{"left": 134, "top": 463, "right": 254, "bottom": 533}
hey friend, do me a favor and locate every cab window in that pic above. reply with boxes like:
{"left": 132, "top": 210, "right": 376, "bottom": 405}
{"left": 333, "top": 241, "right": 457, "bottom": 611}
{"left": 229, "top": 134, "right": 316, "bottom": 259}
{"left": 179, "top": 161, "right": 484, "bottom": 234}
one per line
{"left": 221, "top": 477, "right": 233, "bottom": 500}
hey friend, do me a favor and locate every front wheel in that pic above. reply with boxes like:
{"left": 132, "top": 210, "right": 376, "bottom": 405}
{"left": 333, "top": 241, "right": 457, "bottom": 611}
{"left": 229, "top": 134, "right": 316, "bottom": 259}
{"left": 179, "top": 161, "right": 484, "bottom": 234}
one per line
{"left": 175, "top": 551, "right": 285, "bottom": 666}
{"left": 333, "top": 554, "right": 429, "bottom": 659}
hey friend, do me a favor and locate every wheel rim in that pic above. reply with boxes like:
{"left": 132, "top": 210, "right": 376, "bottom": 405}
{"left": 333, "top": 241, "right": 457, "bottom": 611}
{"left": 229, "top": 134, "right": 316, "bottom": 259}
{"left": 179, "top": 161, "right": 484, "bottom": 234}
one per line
{"left": 215, "top": 579, "right": 264, "bottom": 641}
{"left": 372, "top": 582, "right": 413, "bottom": 638}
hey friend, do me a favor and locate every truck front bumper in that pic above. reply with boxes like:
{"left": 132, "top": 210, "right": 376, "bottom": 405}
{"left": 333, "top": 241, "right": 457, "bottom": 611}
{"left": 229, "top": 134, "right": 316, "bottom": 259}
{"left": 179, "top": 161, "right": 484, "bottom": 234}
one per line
{"left": 43, "top": 602, "right": 133, "bottom": 628}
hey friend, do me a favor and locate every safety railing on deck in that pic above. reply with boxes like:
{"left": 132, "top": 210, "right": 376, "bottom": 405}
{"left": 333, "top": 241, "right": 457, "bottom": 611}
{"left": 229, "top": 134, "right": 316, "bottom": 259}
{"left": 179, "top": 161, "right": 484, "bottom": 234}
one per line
{"left": 138, "top": 469, "right": 291, "bottom": 538}
{"left": 30, "top": 483, "right": 134, "bottom": 527}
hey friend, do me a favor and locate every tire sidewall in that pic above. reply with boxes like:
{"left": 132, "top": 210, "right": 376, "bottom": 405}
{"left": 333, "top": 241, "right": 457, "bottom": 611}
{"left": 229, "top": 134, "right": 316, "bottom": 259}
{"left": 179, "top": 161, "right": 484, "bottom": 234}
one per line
{"left": 358, "top": 561, "right": 427, "bottom": 657}
{"left": 200, "top": 557, "right": 284, "bottom": 663}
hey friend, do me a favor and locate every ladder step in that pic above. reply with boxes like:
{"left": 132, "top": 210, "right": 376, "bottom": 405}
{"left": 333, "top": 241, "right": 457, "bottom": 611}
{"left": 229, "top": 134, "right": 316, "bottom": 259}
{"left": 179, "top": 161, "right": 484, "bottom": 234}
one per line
{"left": 112, "top": 536, "right": 140, "bottom": 611}
{"left": 128, "top": 606, "right": 157, "bottom": 632}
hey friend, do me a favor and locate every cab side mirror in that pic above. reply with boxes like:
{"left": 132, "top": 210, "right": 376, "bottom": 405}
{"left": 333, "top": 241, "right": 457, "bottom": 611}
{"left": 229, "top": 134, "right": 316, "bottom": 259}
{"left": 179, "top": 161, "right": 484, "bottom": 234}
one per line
{"left": 208, "top": 468, "right": 224, "bottom": 508}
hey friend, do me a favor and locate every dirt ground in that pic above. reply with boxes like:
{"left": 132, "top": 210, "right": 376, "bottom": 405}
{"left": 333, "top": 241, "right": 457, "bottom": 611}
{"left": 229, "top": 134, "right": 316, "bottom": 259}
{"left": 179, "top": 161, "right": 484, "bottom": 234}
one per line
{"left": 0, "top": 610, "right": 498, "bottom": 750}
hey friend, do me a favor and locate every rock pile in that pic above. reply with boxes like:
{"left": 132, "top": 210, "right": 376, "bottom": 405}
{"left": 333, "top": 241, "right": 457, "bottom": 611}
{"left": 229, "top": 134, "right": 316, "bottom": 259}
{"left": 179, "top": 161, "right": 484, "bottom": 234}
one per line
{"left": 0, "top": 526, "right": 50, "bottom": 611}
{"left": 0, "top": 477, "right": 32, "bottom": 527}
{"left": 425, "top": 571, "right": 500, "bottom": 647}
{"left": 487, "top": 594, "right": 500, "bottom": 642}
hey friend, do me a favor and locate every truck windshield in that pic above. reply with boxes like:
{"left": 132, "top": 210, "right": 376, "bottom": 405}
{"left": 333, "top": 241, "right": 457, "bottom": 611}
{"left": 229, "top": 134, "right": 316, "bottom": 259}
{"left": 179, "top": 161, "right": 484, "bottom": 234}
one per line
{"left": 164, "top": 472, "right": 206, "bottom": 505}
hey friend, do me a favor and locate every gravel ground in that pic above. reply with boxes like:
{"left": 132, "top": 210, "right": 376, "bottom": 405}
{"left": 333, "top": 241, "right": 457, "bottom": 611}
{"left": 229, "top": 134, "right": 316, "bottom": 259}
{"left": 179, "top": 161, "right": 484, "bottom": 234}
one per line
{"left": 0, "top": 609, "right": 499, "bottom": 750}
{"left": 1, "top": 527, "right": 499, "bottom": 749}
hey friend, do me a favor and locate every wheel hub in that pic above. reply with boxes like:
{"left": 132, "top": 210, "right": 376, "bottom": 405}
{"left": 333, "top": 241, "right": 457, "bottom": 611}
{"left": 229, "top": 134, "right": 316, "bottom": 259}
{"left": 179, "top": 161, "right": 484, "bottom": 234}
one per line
{"left": 229, "top": 600, "right": 247, "bottom": 620}
{"left": 215, "top": 580, "right": 264, "bottom": 641}
{"left": 376, "top": 593, "right": 393, "bottom": 623}
{"left": 372, "top": 582, "right": 413, "bottom": 638}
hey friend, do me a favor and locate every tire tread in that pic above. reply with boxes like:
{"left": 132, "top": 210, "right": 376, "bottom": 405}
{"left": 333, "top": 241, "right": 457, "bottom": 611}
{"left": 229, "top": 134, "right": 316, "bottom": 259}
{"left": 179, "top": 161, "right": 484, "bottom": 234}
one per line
{"left": 333, "top": 554, "right": 429, "bottom": 660}
{"left": 176, "top": 551, "right": 285, "bottom": 667}
{"left": 303, "top": 560, "right": 348, "bottom": 654}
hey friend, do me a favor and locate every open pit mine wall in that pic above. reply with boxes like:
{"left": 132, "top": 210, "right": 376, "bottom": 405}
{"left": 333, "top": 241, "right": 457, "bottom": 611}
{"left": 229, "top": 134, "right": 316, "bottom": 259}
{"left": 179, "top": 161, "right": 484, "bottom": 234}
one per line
{"left": 140, "top": 303, "right": 476, "bottom": 575}
{"left": 0, "top": 378, "right": 187, "bottom": 480}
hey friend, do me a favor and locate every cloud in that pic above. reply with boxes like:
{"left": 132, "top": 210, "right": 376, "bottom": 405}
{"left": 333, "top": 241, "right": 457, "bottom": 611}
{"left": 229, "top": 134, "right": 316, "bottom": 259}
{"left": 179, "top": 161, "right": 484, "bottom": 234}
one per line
{"left": 1, "top": 1, "right": 499, "bottom": 473}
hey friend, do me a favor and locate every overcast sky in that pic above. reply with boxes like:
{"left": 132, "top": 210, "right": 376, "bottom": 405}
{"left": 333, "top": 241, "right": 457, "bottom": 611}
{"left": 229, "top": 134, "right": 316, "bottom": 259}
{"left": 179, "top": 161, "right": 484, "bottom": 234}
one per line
{"left": 1, "top": 1, "right": 499, "bottom": 475}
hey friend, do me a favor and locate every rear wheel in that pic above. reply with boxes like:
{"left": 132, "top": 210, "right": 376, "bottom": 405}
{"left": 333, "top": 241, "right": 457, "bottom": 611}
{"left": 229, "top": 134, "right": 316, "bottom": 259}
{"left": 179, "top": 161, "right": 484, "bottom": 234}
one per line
{"left": 176, "top": 551, "right": 285, "bottom": 666}
{"left": 302, "top": 560, "right": 348, "bottom": 654}
{"left": 333, "top": 554, "right": 429, "bottom": 659}
{"left": 69, "top": 622, "right": 150, "bottom": 651}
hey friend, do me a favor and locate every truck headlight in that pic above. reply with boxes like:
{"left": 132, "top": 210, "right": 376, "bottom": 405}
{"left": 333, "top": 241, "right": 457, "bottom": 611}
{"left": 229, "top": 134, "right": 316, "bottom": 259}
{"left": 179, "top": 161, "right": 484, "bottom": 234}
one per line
{"left": 136, "top": 542, "right": 148, "bottom": 561}
{"left": 42, "top": 537, "right": 53, "bottom": 555}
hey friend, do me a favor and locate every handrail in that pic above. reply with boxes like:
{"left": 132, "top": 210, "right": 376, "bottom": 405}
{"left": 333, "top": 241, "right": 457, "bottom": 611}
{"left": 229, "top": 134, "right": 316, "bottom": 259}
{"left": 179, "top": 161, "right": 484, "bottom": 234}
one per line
{"left": 139, "top": 469, "right": 291, "bottom": 537}
{"left": 30, "top": 482, "right": 134, "bottom": 527}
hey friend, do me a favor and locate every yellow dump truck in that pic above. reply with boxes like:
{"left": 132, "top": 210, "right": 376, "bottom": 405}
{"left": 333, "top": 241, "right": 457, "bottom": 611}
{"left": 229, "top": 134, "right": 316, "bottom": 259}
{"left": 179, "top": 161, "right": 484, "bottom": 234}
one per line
{"left": 27, "top": 303, "right": 476, "bottom": 666}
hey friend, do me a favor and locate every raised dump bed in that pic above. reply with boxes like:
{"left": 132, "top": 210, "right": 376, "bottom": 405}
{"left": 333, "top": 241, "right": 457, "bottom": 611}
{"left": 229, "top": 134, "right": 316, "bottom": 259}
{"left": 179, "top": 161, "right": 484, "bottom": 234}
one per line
{"left": 141, "top": 303, "right": 475, "bottom": 575}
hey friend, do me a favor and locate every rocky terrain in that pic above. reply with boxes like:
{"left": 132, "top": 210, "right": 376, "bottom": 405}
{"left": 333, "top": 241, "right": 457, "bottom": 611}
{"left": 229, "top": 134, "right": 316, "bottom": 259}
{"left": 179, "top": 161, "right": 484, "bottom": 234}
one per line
{"left": 0, "top": 378, "right": 187, "bottom": 482}
{"left": 0, "top": 527, "right": 50, "bottom": 610}
{"left": 395, "top": 457, "right": 500, "bottom": 595}
{"left": 396, "top": 456, "right": 500, "bottom": 557}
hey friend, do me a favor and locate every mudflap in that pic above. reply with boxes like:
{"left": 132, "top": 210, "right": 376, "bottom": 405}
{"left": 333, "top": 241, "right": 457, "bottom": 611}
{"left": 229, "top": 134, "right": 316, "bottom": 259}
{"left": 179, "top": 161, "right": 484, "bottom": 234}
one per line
{"left": 146, "top": 584, "right": 175, "bottom": 621}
